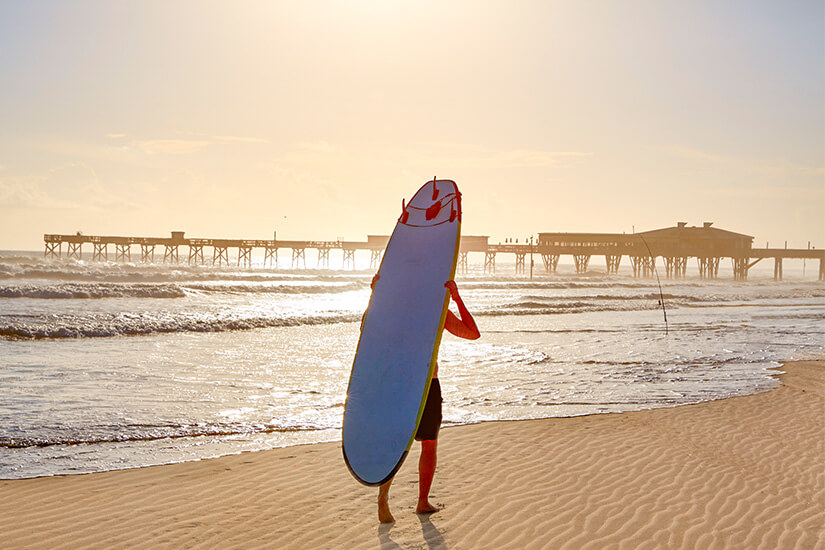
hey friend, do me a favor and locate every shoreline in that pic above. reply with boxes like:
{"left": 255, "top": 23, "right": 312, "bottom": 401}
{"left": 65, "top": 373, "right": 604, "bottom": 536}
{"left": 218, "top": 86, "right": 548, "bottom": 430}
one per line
{"left": 1, "top": 358, "right": 792, "bottom": 482}
{"left": 2, "top": 360, "right": 822, "bottom": 549}
{"left": 1, "top": 364, "right": 785, "bottom": 482}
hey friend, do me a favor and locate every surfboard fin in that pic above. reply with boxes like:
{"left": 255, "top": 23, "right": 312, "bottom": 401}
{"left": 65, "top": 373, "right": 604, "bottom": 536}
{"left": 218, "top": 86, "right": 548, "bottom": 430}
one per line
{"left": 400, "top": 199, "right": 409, "bottom": 224}
{"left": 452, "top": 191, "right": 462, "bottom": 222}
{"left": 426, "top": 201, "right": 442, "bottom": 220}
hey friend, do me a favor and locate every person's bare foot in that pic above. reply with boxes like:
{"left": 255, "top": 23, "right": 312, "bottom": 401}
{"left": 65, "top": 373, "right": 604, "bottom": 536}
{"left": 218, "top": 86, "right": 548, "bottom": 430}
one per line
{"left": 378, "top": 496, "right": 395, "bottom": 523}
{"left": 416, "top": 501, "right": 439, "bottom": 515}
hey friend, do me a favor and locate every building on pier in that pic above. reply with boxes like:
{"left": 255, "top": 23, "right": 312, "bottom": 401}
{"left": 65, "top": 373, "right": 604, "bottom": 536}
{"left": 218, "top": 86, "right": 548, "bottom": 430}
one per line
{"left": 533, "top": 222, "right": 819, "bottom": 281}
{"left": 635, "top": 222, "right": 753, "bottom": 280}
{"left": 535, "top": 222, "right": 759, "bottom": 279}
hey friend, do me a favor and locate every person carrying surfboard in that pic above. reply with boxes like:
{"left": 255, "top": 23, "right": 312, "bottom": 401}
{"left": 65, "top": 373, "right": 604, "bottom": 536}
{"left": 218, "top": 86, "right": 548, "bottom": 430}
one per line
{"left": 342, "top": 179, "right": 472, "bottom": 521}
{"left": 377, "top": 279, "right": 479, "bottom": 523}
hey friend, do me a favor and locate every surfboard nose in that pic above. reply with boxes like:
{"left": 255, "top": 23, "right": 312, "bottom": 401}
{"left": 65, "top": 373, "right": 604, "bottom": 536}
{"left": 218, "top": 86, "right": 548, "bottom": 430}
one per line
{"left": 399, "top": 179, "right": 461, "bottom": 227}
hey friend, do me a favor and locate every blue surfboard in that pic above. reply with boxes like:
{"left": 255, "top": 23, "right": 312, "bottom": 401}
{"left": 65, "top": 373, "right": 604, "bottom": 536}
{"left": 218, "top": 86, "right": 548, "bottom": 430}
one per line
{"left": 343, "top": 179, "right": 461, "bottom": 486}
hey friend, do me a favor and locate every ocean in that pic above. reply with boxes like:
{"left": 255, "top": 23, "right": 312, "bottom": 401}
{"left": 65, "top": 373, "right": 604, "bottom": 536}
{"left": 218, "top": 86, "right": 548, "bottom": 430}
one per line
{"left": 1, "top": 251, "right": 822, "bottom": 479}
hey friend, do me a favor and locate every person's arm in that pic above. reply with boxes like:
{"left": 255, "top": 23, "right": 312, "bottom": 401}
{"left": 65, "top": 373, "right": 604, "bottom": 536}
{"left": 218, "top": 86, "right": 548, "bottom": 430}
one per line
{"left": 443, "top": 281, "right": 480, "bottom": 340}
{"left": 360, "top": 273, "right": 381, "bottom": 332}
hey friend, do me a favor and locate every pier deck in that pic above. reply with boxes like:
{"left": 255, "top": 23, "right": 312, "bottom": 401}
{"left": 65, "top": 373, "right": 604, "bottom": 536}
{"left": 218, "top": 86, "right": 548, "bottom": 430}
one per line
{"left": 44, "top": 223, "right": 824, "bottom": 281}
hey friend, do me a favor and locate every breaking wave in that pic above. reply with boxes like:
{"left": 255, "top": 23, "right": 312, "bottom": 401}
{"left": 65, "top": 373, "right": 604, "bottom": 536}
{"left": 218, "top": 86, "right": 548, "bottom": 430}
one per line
{"left": 0, "top": 312, "right": 361, "bottom": 339}
{"left": 0, "top": 421, "right": 332, "bottom": 449}
{"left": 0, "top": 281, "right": 368, "bottom": 299}
{"left": 0, "top": 283, "right": 186, "bottom": 299}
{"left": 182, "top": 282, "right": 367, "bottom": 295}
{"left": 0, "top": 257, "right": 371, "bottom": 284}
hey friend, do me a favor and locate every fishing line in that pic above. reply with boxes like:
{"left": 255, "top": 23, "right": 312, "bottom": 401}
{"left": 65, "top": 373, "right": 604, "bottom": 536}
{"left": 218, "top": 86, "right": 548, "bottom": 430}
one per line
{"left": 638, "top": 234, "right": 669, "bottom": 336}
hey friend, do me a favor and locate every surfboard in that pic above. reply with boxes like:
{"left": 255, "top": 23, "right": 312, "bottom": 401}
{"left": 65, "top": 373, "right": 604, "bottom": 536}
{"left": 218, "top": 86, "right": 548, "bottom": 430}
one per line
{"left": 342, "top": 179, "right": 461, "bottom": 486}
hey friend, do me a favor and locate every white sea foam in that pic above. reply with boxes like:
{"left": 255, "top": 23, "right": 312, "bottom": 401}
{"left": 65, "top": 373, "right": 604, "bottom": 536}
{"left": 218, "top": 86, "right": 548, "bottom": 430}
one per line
{"left": 0, "top": 312, "right": 360, "bottom": 339}
{"left": 0, "top": 283, "right": 186, "bottom": 299}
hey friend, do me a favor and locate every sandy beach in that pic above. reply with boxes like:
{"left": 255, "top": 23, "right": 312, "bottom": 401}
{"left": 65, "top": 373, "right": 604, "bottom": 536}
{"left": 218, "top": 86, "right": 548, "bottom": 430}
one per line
{"left": 2, "top": 360, "right": 822, "bottom": 549}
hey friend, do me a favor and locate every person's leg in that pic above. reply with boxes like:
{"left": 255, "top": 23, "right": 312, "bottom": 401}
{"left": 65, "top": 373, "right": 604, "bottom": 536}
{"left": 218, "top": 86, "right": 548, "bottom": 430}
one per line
{"left": 378, "top": 478, "right": 395, "bottom": 523}
{"left": 416, "top": 439, "right": 438, "bottom": 514}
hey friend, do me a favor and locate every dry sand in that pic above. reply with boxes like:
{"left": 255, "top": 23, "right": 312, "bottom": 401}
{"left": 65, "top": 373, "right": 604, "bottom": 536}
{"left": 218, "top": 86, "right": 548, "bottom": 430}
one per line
{"left": 2, "top": 360, "right": 822, "bottom": 549}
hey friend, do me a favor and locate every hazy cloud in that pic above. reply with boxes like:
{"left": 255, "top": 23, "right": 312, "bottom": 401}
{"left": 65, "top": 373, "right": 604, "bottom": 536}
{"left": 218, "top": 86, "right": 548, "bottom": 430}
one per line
{"left": 658, "top": 145, "right": 824, "bottom": 178}
{"left": 486, "top": 149, "right": 593, "bottom": 168}
{"left": 711, "top": 186, "right": 824, "bottom": 200}
{"left": 395, "top": 146, "right": 594, "bottom": 170}
{"left": 211, "top": 135, "right": 269, "bottom": 144}
{"left": 130, "top": 134, "right": 269, "bottom": 155}
{"left": 134, "top": 139, "right": 213, "bottom": 155}
{"left": 0, "top": 162, "right": 138, "bottom": 211}
{"left": 296, "top": 141, "right": 338, "bottom": 153}
{"left": 272, "top": 141, "right": 592, "bottom": 171}
{"left": 0, "top": 178, "right": 49, "bottom": 208}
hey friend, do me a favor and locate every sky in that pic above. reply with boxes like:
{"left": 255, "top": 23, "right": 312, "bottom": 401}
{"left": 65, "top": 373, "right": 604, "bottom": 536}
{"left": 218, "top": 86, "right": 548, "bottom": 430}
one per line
{"left": 1, "top": 0, "right": 822, "bottom": 250}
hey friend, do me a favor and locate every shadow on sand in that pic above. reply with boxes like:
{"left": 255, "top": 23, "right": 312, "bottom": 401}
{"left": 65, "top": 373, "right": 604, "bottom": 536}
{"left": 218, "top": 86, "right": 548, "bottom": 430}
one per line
{"left": 377, "top": 515, "right": 447, "bottom": 550}
{"left": 419, "top": 514, "right": 447, "bottom": 549}
{"left": 378, "top": 522, "right": 403, "bottom": 550}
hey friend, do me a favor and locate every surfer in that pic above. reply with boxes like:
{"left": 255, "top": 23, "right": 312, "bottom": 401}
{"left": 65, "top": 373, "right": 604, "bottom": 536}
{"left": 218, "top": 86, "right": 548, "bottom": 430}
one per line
{"left": 377, "top": 279, "right": 479, "bottom": 523}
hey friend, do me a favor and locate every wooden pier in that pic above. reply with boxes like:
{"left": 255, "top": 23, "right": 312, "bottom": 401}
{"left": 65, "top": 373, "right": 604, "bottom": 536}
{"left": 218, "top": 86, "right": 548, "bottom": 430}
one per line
{"left": 44, "top": 232, "right": 390, "bottom": 270}
{"left": 44, "top": 222, "right": 824, "bottom": 281}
